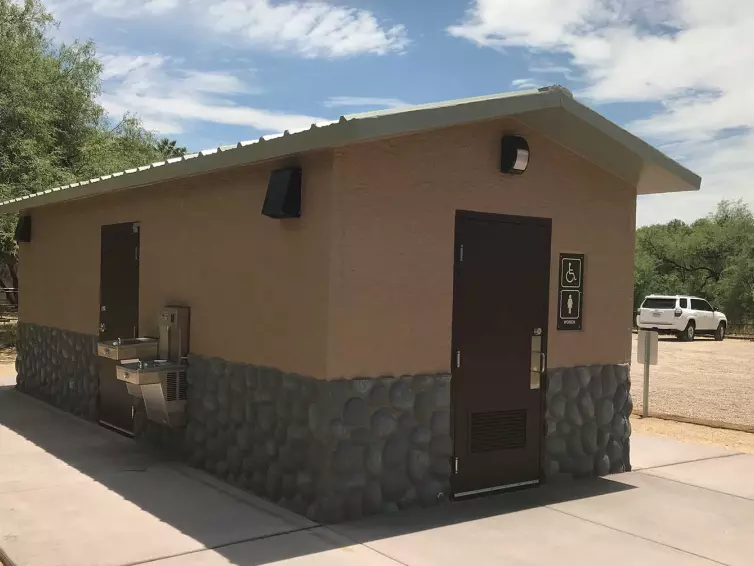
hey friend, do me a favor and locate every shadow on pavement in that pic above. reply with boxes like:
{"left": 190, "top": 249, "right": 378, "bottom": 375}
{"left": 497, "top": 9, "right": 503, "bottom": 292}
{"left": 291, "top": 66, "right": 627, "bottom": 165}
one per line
{"left": 0, "top": 385, "right": 634, "bottom": 565}
{"left": 331, "top": 475, "right": 633, "bottom": 546}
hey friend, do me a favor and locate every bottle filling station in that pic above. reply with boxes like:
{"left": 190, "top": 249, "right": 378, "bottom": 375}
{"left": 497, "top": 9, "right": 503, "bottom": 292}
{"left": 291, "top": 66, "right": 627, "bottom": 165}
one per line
{"left": 97, "top": 306, "right": 190, "bottom": 427}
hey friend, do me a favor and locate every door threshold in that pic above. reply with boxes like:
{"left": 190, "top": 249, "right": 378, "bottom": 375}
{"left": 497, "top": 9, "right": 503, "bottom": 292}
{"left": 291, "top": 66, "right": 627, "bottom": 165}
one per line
{"left": 455, "top": 479, "right": 539, "bottom": 499}
{"left": 99, "top": 420, "right": 135, "bottom": 438}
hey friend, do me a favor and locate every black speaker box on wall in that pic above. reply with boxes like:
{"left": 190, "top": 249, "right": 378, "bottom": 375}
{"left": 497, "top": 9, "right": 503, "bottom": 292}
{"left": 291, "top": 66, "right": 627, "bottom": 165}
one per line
{"left": 14, "top": 215, "right": 31, "bottom": 243}
{"left": 262, "top": 167, "right": 302, "bottom": 219}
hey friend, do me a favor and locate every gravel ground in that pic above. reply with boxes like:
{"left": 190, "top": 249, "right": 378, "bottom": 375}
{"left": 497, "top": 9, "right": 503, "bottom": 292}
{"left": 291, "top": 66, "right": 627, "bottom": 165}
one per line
{"left": 632, "top": 417, "right": 754, "bottom": 454}
{"left": 631, "top": 334, "right": 754, "bottom": 428}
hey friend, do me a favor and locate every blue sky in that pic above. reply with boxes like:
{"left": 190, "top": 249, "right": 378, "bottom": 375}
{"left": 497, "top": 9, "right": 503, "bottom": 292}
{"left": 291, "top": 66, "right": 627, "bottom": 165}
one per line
{"left": 47, "top": 0, "right": 754, "bottom": 226}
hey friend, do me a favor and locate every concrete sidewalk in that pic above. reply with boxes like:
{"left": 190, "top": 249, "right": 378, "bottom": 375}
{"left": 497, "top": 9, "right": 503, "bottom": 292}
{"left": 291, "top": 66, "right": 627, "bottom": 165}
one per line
{"left": 1, "top": 376, "right": 753, "bottom": 566}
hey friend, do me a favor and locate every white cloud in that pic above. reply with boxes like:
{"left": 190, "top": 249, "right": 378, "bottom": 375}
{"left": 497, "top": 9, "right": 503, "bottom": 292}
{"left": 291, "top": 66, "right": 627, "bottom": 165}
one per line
{"left": 449, "top": 1, "right": 754, "bottom": 226}
{"left": 324, "top": 96, "right": 408, "bottom": 109}
{"left": 100, "top": 54, "right": 165, "bottom": 80}
{"left": 49, "top": 0, "right": 178, "bottom": 19}
{"left": 529, "top": 64, "right": 581, "bottom": 82}
{"left": 205, "top": 0, "right": 408, "bottom": 58}
{"left": 99, "top": 53, "right": 325, "bottom": 135}
{"left": 50, "top": 0, "right": 407, "bottom": 58}
{"left": 511, "top": 78, "right": 539, "bottom": 90}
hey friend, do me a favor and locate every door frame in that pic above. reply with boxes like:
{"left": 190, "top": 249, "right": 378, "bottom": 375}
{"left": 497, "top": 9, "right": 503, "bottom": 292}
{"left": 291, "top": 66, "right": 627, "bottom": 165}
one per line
{"left": 449, "top": 209, "right": 552, "bottom": 497}
{"left": 98, "top": 221, "right": 141, "bottom": 435}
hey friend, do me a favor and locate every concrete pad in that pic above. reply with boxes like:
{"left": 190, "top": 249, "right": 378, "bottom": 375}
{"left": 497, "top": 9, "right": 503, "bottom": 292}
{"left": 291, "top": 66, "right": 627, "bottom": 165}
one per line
{"left": 0, "top": 462, "right": 314, "bottom": 566}
{"left": 641, "top": 453, "right": 754, "bottom": 500}
{"left": 3, "top": 384, "right": 753, "bottom": 566}
{"left": 0, "top": 450, "right": 114, "bottom": 494}
{"left": 333, "top": 497, "right": 715, "bottom": 566}
{"left": 0, "top": 387, "right": 315, "bottom": 566}
{"left": 630, "top": 432, "right": 738, "bottom": 469}
{"left": 147, "top": 528, "right": 396, "bottom": 566}
{"left": 549, "top": 472, "right": 754, "bottom": 566}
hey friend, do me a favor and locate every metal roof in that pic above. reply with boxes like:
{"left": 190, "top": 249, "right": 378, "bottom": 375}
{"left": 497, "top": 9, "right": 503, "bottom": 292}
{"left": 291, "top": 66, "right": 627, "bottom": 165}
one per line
{"left": 0, "top": 85, "right": 701, "bottom": 214}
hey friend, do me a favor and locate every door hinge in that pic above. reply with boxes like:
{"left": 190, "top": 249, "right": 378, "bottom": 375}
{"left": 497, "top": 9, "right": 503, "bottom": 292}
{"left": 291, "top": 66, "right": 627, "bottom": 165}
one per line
{"left": 131, "top": 405, "right": 135, "bottom": 418}
{"left": 459, "top": 244, "right": 464, "bottom": 263}
{"left": 455, "top": 350, "right": 461, "bottom": 368}
{"left": 135, "top": 247, "right": 139, "bottom": 261}
{"left": 453, "top": 457, "right": 459, "bottom": 474}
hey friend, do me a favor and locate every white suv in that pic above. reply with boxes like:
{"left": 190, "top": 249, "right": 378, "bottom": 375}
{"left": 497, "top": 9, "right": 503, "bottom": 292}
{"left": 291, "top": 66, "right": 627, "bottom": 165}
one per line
{"left": 636, "top": 295, "right": 727, "bottom": 341}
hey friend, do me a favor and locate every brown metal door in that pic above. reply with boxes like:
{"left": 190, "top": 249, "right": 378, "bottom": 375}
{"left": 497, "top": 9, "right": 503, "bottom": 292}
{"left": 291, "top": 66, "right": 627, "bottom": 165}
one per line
{"left": 98, "top": 222, "right": 140, "bottom": 434}
{"left": 451, "top": 211, "right": 551, "bottom": 497}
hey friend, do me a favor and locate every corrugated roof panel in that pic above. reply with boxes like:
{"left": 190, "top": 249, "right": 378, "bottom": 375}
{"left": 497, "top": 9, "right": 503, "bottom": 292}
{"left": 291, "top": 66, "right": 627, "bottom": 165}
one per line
{"left": 0, "top": 86, "right": 702, "bottom": 212}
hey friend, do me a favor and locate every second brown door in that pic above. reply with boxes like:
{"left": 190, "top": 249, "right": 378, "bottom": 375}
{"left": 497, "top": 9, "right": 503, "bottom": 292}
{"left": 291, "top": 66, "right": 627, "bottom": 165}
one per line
{"left": 98, "top": 222, "right": 140, "bottom": 434}
{"left": 451, "top": 211, "right": 551, "bottom": 497}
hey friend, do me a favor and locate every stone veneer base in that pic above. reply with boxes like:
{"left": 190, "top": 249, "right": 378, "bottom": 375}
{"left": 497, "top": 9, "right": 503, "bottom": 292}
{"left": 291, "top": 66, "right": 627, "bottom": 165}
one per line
{"left": 544, "top": 364, "right": 632, "bottom": 477}
{"left": 15, "top": 323, "right": 631, "bottom": 523}
{"left": 174, "top": 354, "right": 453, "bottom": 523}
{"left": 15, "top": 323, "right": 99, "bottom": 420}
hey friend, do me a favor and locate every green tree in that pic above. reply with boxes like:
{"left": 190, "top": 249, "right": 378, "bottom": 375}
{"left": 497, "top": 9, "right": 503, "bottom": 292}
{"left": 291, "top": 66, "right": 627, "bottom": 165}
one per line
{"left": 635, "top": 200, "right": 754, "bottom": 324}
{"left": 155, "top": 138, "right": 187, "bottom": 159}
{"left": 0, "top": 0, "right": 181, "bottom": 305}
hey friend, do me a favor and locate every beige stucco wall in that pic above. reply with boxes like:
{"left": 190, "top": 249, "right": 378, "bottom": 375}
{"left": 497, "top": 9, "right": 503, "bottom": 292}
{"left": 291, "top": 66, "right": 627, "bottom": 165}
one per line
{"left": 19, "top": 152, "right": 335, "bottom": 377}
{"left": 324, "top": 118, "right": 636, "bottom": 378}
{"left": 18, "top": 117, "right": 637, "bottom": 381}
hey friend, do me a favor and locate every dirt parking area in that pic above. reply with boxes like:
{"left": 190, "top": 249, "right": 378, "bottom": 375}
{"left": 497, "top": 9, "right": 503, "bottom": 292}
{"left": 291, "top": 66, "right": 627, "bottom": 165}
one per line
{"left": 631, "top": 334, "right": 754, "bottom": 428}
{"left": 632, "top": 417, "right": 754, "bottom": 454}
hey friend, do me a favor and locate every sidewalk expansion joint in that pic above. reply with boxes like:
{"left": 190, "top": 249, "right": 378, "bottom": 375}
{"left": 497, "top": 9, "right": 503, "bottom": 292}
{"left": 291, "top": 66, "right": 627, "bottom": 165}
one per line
{"left": 545, "top": 506, "right": 730, "bottom": 566}
{"left": 637, "top": 470, "right": 754, "bottom": 503}
{"left": 635, "top": 451, "right": 742, "bottom": 472}
{"left": 121, "top": 525, "right": 320, "bottom": 566}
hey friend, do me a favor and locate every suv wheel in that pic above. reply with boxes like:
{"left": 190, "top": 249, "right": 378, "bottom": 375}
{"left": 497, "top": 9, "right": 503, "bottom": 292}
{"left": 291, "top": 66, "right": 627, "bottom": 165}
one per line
{"left": 714, "top": 322, "right": 726, "bottom": 342}
{"left": 681, "top": 321, "right": 696, "bottom": 341}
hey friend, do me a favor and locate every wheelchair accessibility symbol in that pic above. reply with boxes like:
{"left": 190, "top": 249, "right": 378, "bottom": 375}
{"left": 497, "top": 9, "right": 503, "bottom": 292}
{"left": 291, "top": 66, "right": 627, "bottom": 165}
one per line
{"left": 560, "top": 258, "right": 582, "bottom": 289}
{"left": 565, "top": 264, "right": 577, "bottom": 284}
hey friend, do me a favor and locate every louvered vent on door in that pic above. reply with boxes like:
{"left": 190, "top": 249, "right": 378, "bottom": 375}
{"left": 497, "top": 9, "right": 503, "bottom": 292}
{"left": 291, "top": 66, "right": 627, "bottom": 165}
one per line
{"left": 178, "top": 370, "right": 188, "bottom": 400}
{"left": 470, "top": 409, "right": 527, "bottom": 453}
{"left": 166, "top": 372, "right": 177, "bottom": 401}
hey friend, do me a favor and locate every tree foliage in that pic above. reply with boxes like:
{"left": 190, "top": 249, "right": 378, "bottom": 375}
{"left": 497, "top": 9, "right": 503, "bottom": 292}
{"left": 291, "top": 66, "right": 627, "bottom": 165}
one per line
{"left": 0, "top": 0, "right": 186, "bottom": 304}
{"left": 635, "top": 200, "right": 754, "bottom": 324}
{"left": 155, "top": 138, "right": 187, "bottom": 159}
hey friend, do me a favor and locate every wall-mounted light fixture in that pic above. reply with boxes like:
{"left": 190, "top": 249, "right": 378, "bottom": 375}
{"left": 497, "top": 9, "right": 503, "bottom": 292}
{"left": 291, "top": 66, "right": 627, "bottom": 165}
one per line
{"left": 14, "top": 215, "right": 31, "bottom": 242}
{"left": 500, "top": 135, "right": 530, "bottom": 175}
{"left": 262, "top": 167, "right": 302, "bottom": 219}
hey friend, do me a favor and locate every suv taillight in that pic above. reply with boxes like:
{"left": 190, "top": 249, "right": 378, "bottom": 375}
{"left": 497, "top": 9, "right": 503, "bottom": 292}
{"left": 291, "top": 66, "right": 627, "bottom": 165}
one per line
{"left": 674, "top": 308, "right": 682, "bottom": 317}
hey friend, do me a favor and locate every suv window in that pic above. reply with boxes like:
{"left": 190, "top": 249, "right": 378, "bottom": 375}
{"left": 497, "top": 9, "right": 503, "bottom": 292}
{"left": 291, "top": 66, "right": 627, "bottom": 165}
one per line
{"left": 679, "top": 298, "right": 688, "bottom": 309}
{"left": 643, "top": 298, "right": 676, "bottom": 309}
{"left": 691, "top": 299, "right": 712, "bottom": 311}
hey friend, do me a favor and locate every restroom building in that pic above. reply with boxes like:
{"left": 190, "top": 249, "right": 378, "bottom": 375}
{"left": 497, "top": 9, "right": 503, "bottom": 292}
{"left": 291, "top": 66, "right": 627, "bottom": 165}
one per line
{"left": 1, "top": 86, "right": 701, "bottom": 522}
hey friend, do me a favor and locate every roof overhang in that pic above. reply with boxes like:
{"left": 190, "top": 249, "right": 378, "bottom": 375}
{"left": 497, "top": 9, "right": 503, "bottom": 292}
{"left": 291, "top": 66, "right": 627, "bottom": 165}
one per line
{"left": 0, "top": 86, "right": 701, "bottom": 215}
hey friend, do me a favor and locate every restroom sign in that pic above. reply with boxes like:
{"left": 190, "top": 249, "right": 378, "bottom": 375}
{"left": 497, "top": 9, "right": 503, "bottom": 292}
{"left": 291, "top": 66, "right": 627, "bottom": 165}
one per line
{"left": 558, "top": 253, "right": 584, "bottom": 331}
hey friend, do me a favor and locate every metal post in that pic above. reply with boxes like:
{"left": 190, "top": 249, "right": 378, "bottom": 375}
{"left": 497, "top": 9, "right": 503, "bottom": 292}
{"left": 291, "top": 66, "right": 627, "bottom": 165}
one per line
{"left": 643, "top": 331, "right": 650, "bottom": 418}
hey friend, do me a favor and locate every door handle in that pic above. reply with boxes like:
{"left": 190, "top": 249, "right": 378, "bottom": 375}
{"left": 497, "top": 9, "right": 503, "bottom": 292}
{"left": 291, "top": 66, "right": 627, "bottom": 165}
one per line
{"left": 539, "top": 352, "right": 547, "bottom": 373}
